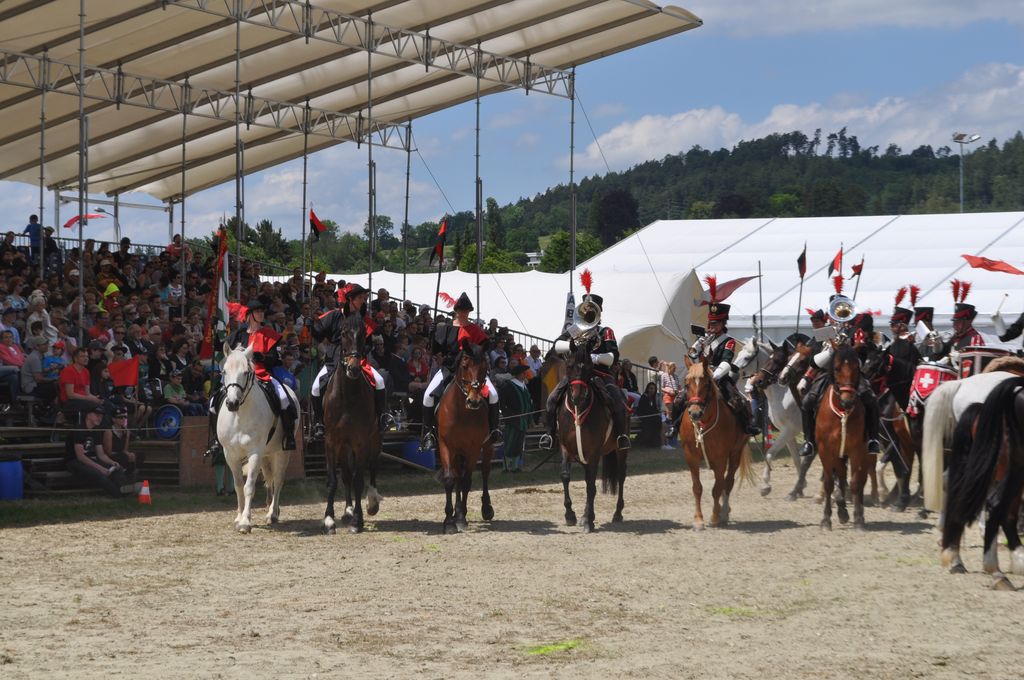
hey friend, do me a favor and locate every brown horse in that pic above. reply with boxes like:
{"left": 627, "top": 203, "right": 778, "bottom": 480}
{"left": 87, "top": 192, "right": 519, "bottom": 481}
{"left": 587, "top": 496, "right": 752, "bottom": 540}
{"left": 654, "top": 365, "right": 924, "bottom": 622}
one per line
{"left": 556, "top": 340, "right": 626, "bottom": 533}
{"left": 816, "top": 344, "right": 871, "bottom": 530}
{"left": 323, "top": 314, "right": 382, "bottom": 534}
{"left": 435, "top": 342, "right": 494, "bottom": 534}
{"left": 680, "top": 356, "right": 755, "bottom": 530}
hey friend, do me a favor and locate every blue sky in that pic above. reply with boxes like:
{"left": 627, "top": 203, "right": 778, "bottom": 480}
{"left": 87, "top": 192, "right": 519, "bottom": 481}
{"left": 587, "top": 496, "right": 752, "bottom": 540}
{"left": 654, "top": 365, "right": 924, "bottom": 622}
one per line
{"left": 2, "top": 1, "right": 1022, "bottom": 247}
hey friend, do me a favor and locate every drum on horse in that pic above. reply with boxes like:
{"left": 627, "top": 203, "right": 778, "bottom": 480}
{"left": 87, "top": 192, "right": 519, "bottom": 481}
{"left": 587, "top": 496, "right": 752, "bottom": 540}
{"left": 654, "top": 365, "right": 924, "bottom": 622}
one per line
{"left": 322, "top": 314, "right": 383, "bottom": 534}
{"left": 737, "top": 334, "right": 806, "bottom": 497}
{"left": 679, "top": 355, "right": 755, "bottom": 530}
{"left": 435, "top": 342, "right": 495, "bottom": 534}
{"left": 555, "top": 340, "right": 627, "bottom": 533}
{"left": 861, "top": 344, "right": 916, "bottom": 512}
{"left": 218, "top": 343, "right": 298, "bottom": 533}
{"left": 941, "top": 376, "right": 1024, "bottom": 590}
{"left": 815, "top": 344, "right": 871, "bottom": 530}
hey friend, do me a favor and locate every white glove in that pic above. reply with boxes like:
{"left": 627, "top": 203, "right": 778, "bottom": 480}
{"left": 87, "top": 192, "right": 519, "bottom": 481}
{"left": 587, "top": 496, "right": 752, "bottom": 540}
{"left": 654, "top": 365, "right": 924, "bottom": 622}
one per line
{"left": 690, "top": 336, "right": 706, "bottom": 357}
{"left": 797, "top": 377, "right": 809, "bottom": 394}
{"left": 992, "top": 311, "right": 1007, "bottom": 336}
{"left": 553, "top": 339, "right": 571, "bottom": 355}
{"left": 592, "top": 352, "right": 614, "bottom": 367}
{"left": 813, "top": 345, "right": 833, "bottom": 369}
{"left": 744, "top": 378, "right": 754, "bottom": 394}
{"left": 712, "top": 361, "right": 731, "bottom": 380}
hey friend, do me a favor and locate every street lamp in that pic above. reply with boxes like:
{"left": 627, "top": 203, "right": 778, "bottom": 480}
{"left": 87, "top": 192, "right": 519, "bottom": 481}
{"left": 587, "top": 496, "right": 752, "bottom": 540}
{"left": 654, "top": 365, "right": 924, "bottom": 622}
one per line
{"left": 93, "top": 207, "right": 120, "bottom": 241}
{"left": 952, "top": 132, "right": 981, "bottom": 213}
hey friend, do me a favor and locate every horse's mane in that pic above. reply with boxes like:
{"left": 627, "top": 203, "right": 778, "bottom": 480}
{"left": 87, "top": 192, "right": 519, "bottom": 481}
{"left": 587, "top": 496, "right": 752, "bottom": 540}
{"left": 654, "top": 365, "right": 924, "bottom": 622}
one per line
{"left": 462, "top": 341, "right": 485, "bottom": 363}
{"left": 686, "top": 360, "right": 707, "bottom": 381}
{"left": 833, "top": 344, "right": 860, "bottom": 368}
{"left": 222, "top": 346, "right": 251, "bottom": 375}
{"left": 784, "top": 332, "right": 809, "bottom": 352}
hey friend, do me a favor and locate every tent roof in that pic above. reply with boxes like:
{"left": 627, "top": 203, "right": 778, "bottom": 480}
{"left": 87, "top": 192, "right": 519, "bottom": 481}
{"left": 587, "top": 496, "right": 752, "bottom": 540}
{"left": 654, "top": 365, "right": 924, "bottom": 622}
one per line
{"left": 581, "top": 211, "right": 1024, "bottom": 337}
{"left": 0, "top": 0, "right": 700, "bottom": 201}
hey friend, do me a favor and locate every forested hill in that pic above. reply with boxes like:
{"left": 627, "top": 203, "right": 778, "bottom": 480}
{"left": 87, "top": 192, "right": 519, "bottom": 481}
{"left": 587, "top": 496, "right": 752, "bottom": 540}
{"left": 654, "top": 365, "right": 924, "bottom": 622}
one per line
{"left": 201, "top": 129, "right": 1024, "bottom": 275}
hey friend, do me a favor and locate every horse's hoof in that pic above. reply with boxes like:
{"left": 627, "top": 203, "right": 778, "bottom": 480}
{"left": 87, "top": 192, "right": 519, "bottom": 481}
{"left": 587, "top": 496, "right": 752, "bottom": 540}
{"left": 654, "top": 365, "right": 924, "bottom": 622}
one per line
{"left": 820, "top": 519, "right": 832, "bottom": 531}
{"left": 853, "top": 520, "right": 866, "bottom": 531}
{"left": 349, "top": 524, "right": 363, "bottom": 534}
{"left": 340, "top": 507, "right": 354, "bottom": 526}
{"left": 692, "top": 522, "right": 705, "bottom": 532}
{"left": 456, "top": 520, "right": 468, "bottom": 533}
{"left": 949, "top": 563, "right": 967, "bottom": 575}
{"left": 1010, "top": 548, "right": 1024, "bottom": 576}
{"left": 442, "top": 521, "right": 456, "bottom": 535}
{"left": 991, "top": 576, "right": 1016, "bottom": 591}
{"left": 238, "top": 524, "right": 252, "bottom": 535}
{"left": 582, "top": 522, "right": 595, "bottom": 534}
{"left": 917, "top": 508, "right": 929, "bottom": 520}
{"left": 760, "top": 485, "right": 772, "bottom": 497}
{"left": 837, "top": 506, "right": 850, "bottom": 524}
{"left": 269, "top": 516, "right": 279, "bottom": 525}
{"left": 612, "top": 511, "right": 623, "bottom": 523}
{"left": 785, "top": 492, "right": 799, "bottom": 502}
{"left": 813, "top": 494, "right": 825, "bottom": 505}
{"left": 366, "top": 503, "right": 379, "bottom": 517}
{"left": 481, "top": 504, "right": 495, "bottom": 522}
{"left": 565, "top": 511, "right": 577, "bottom": 526}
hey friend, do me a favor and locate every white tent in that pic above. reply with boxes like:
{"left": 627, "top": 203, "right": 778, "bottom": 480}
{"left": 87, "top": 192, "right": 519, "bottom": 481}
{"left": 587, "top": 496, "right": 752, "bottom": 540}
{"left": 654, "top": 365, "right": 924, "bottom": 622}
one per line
{"left": 581, "top": 211, "right": 1024, "bottom": 347}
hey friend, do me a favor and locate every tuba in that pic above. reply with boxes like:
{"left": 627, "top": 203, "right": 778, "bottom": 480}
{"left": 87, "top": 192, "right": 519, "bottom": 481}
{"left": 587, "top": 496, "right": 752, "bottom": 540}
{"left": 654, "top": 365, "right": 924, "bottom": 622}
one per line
{"left": 567, "top": 296, "right": 602, "bottom": 341}
{"left": 828, "top": 295, "right": 857, "bottom": 324}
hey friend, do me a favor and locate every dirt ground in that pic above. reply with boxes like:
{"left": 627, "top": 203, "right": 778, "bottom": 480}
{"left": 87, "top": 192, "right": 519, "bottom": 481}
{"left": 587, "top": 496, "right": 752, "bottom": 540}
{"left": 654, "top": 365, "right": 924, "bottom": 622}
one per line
{"left": 2, "top": 449, "right": 1023, "bottom": 679}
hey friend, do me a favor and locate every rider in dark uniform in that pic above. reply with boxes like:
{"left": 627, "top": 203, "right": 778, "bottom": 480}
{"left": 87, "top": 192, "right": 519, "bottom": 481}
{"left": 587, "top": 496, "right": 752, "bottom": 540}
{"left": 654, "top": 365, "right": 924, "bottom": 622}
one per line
{"left": 539, "top": 292, "right": 632, "bottom": 452}
{"left": 884, "top": 287, "right": 923, "bottom": 410}
{"left": 419, "top": 293, "right": 502, "bottom": 450}
{"left": 944, "top": 280, "right": 985, "bottom": 352}
{"left": 798, "top": 291, "right": 882, "bottom": 461}
{"left": 687, "top": 301, "right": 760, "bottom": 436}
{"left": 308, "top": 283, "right": 389, "bottom": 441}
{"left": 204, "top": 300, "right": 298, "bottom": 457}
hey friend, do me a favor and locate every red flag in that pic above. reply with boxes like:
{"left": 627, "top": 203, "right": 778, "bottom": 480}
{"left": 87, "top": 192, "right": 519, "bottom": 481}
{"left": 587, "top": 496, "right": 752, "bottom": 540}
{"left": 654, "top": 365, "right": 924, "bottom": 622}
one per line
{"left": 796, "top": 243, "right": 807, "bottom": 280}
{"left": 851, "top": 256, "right": 864, "bottom": 278}
{"left": 109, "top": 355, "right": 141, "bottom": 387}
{"left": 63, "top": 213, "right": 105, "bottom": 229}
{"left": 698, "top": 274, "right": 760, "bottom": 305}
{"left": 827, "top": 247, "right": 843, "bottom": 277}
{"left": 429, "top": 217, "right": 448, "bottom": 266}
{"left": 309, "top": 209, "right": 327, "bottom": 242}
{"left": 961, "top": 254, "right": 1024, "bottom": 276}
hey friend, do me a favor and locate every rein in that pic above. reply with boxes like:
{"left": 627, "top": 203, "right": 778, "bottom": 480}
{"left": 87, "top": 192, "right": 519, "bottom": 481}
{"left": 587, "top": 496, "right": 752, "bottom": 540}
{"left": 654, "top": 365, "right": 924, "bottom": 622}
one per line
{"left": 563, "top": 380, "right": 595, "bottom": 464}
{"left": 686, "top": 376, "right": 719, "bottom": 470}
{"left": 827, "top": 384, "right": 855, "bottom": 460}
{"left": 224, "top": 365, "right": 255, "bottom": 408}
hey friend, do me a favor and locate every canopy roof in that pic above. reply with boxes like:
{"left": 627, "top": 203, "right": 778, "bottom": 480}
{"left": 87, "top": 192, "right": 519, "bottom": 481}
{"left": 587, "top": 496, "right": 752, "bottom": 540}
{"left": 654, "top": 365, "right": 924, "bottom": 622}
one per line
{"left": 0, "top": 0, "right": 700, "bottom": 201}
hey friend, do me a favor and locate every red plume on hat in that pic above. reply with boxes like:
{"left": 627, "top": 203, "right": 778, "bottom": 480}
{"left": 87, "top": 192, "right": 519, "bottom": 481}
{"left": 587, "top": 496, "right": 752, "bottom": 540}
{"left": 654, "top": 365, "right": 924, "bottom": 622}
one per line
{"left": 805, "top": 307, "right": 817, "bottom": 316}
{"left": 227, "top": 301, "right": 248, "bottom": 322}
{"left": 438, "top": 292, "right": 456, "bottom": 309}
{"left": 703, "top": 275, "right": 718, "bottom": 303}
{"left": 909, "top": 285, "right": 920, "bottom": 306}
{"left": 959, "top": 281, "right": 971, "bottom": 302}
{"left": 950, "top": 279, "right": 961, "bottom": 303}
{"left": 833, "top": 275, "right": 844, "bottom": 296}
{"left": 894, "top": 286, "right": 907, "bottom": 307}
{"left": 580, "top": 268, "right": 593, "bottom": 295}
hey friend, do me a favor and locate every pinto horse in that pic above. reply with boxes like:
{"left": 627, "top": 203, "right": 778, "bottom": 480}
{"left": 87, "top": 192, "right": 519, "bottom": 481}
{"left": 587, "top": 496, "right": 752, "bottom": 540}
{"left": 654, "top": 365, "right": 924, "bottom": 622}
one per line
{"left": 323, "top": 314, "right": 382, "bottom": 534}
{"left": 680, "top": 355, "right": 755, "bottom": 530}
{"left": 940, "top": 376, "right": 1024, "bottom": 589}
{"left": 556, "top": 340, "right": 626, "bottom": 533}
{"left": 435, "top": 342, "right": 495, "bottom": 534}
{"left": 816, "top": 344, "right": 872, "bottom": 530}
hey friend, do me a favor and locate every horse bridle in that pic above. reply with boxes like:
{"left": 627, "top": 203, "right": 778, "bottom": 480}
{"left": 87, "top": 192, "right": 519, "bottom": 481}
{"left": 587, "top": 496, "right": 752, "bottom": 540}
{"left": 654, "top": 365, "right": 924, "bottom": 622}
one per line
{"left": 455, "top": 356, "right": 484, "bottom": 399}
{"left": 224, "top": 362, "right": 255, "bottom": 407}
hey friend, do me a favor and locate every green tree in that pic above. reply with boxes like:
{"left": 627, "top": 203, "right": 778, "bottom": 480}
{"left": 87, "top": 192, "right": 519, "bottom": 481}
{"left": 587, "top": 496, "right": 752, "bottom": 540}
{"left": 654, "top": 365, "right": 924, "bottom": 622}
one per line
{"left": 768, "top": 192, "right": 802, "bottom": 216}
{"left": 485, "top": 197, "right": 505, "bottom": 249}
{"left": 686, "top": 200, "right": 714, "bottom": 219}
{"left": 458, "top": 243, "right": 527, "bottom": 273}
{"left": 539, "top": 231, "right": 603, "bottom": 273}
{"left": 363, "top": 214, "right": 399, "bottom": 250}
{"left": 588, "top": 188, "right": 639, "bottom": 246}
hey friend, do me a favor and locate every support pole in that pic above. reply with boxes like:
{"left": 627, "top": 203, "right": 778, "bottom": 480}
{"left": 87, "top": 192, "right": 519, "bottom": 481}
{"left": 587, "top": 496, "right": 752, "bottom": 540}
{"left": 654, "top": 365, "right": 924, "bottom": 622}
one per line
{"left": 757, "top": 260, "right": 764, "bottom": 342}
{"left": 233, "top": 0, "right": 243, "bottom": 302}
{"left": 568, "top": 67, "right": 576, "bottom": 293}
{"left": 300, "top": 99, "right": 309, "bottom": 302}
{"left": 366, "top": 14, "right": 375, "bottom": 293}
{"left": 113, "top": 194, "right": 120, "bottom": 243}
{"left": 402, "top": 123, "right": 412, "bottom": 302}
{"left": 474, "top": 44, "right": 482, "bottom": 315}
{"left": 180, "top": 103, "right": 188, "bottom": 320}
{"left": 77, "top": 0, "right": 86, "bottom": 346}
{"left": 38, "top": 48, "right": 47, "bottom": 284}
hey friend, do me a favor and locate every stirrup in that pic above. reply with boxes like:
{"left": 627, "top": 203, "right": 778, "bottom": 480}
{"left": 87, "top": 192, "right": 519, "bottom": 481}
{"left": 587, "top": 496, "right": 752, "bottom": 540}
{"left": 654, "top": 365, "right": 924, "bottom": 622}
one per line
{"left": 538, "top": 433, "right": 554, "bottom": 450}
{"left": 800, "top": 441, "right": 815, "bottom": 459}
{"left": 867, "top": 439, "right": 881, "bottom": 455}
{"left": 421, "top": 431, "right": 437, "bottom": 451}
{"left": 379, "top": 413, "right": 395, "bottom": 432}
{"left": 204, "top": 441, "right": 222, "bottom": 459}
{"left": 616, "top": 434, "right": 632, "bottom": 450}
{"left": 311, "top": 423, "right": 325, "bottom": 442}
{"left": 488, "top": 429, "right": 504, "bottom": 445}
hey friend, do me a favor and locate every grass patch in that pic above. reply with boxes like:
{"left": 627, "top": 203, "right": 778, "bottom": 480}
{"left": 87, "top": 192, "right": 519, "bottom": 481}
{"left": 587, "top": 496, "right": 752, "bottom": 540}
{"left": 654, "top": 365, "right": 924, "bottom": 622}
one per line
{"left": 707, "top": 605, "right": 761, "bottom": 618}
{"left": 525, "top": 639, "right": 582, "bottom": 656}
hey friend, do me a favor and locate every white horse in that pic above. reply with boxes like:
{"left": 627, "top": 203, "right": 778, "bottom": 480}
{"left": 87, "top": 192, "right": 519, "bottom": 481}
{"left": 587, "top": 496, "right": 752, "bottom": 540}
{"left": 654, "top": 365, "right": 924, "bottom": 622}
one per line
{"left": 735, "top": 336, "right": 802, "bottom": 496}
{"left": 218, "top": 343, "right": 299, "bottom": 533}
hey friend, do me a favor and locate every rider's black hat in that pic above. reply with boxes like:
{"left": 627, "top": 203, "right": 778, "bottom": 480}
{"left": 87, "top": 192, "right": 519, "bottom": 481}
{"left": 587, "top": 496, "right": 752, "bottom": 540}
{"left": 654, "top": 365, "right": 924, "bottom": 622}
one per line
{"left": 454, "top": 292, "right": 473, "bottom": 311}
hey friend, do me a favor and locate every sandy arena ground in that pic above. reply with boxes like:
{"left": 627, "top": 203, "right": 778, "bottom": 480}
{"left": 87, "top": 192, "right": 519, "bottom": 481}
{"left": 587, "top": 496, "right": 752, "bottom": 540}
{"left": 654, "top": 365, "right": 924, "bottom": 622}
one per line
{"left": 2, "top": 450, "right": 1023, "bottom": 679}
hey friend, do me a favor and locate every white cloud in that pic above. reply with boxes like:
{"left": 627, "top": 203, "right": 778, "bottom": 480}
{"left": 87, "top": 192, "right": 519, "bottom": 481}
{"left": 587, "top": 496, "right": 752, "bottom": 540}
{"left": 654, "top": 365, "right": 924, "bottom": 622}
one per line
{"left": 516, "top": 132, "right": 540, "bottom": 148}
{"left": 573, "top": 62, "right": 1024, "bottom": 172}
{"left": 687, "top": 0, "right": 1024, "bottom": 36}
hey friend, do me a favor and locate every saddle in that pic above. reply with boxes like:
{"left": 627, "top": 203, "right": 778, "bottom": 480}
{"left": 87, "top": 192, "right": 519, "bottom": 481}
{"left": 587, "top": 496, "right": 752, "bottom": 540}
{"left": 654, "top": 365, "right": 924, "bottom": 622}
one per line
{"left": 257, "top": 379, "right": 283, "bottom": 416}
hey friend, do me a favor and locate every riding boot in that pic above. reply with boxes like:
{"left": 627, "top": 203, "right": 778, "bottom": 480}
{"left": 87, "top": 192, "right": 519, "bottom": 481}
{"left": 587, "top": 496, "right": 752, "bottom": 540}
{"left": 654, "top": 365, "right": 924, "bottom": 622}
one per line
{"left": 799, "top": 398, "right": 817, "bottom": 459}
{"left": 420, "top": 403, "right": 437, "bottom": 450}
{"left": 488, "top": 402, "right": 504, "bottom": 445}
{"left": 861, "top": 391, "right": 882, "bottom": 456}
{"left": 374, "top": 389, "right": 391, "bottom": 432}
{"left": 539, "top": 383, "right": 565, "bottom": 450}
{"left": 607, "top": 390, "right": 632, "bottom": 451}
{"left": 310, "top": 394, "right": 325, "bottom": 442}
{"left": 203, "top": 408, "right": 221, "bottom": 459}
{"left": 280, "top": 402, "right": 297, "bottom": 451}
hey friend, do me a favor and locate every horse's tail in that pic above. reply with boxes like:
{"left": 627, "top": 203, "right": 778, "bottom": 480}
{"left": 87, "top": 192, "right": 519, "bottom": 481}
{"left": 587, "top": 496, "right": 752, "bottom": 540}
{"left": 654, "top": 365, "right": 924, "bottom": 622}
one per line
{"left": 921, "top": 379, "right": 961, "bottom": 512}
{"left": 601, "top": 450, "right": 620, "bottom": 495}
{"left": 738, "top": 442, "right": 758, "bottom": 488}
{"left": 946, "top": 377, "right": 1024, "bottom": 526}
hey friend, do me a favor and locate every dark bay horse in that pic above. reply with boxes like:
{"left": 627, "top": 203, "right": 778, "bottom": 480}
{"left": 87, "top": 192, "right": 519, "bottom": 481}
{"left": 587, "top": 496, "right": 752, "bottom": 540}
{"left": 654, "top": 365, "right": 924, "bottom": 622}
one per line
{"left": 861, "top": 344, "right": 916, "bottom": 512}
{"left": 680, "top": 356, "right": 755, "bottom": 530}
{"left": 323, "top": 315, "right": 382, "bottom": 534}
{"left": 436, "top": 342, "right": 494, "bottom": 534}
{"left": 941, "top": 376, "right": 1024, "bottom": 590}
{"left": 816, "top": 344, "right": 871, "bottom": 530}
{"left": 556, "top": 340, "right": 626, "bottom": 533}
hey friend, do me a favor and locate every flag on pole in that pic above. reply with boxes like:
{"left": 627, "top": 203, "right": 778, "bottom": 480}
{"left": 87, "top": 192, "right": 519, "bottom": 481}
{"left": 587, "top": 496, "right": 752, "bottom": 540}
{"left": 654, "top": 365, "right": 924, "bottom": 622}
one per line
{"left": 696, "top": 274, "right": 761, "bottom": 305}
{"left": 851, "top": 256, "right": 864, "bottom": 277}
{"left": 961, "top": 254, "right": 1024, "bottom": 275}
{"left": 826, "top": 247, "right": 843, "bottom": 277}
{"left": 200, "top": 226, "right": 230, "bottom": 360}
{"left": 309, "top": 209, "right": 327, "bottom": 241}
{"left": 109, "top": 355, "right": 141, "bottom": 387}
{"left": 63, "top": 213, "right": 105, "bottom": 229}
{"left": 797, "top": 243, "right": 807, "bottom": 279}
{"left": 429, "top": 216, "right": 448, "bottom": 266}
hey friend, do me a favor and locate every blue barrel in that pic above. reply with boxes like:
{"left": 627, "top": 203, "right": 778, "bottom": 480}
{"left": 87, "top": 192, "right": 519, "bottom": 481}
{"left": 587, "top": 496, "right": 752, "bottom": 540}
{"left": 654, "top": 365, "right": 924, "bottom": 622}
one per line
{"left": 0, "top": 458, "right": 24, "bottom": 500}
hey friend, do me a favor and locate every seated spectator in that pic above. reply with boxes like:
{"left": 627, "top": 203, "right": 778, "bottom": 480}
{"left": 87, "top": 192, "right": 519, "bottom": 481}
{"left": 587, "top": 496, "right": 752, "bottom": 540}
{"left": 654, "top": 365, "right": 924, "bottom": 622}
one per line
{"left": 163, "top": 369, "right": 203, "bottom": 416}
{"left": 21, "top": 335, "right": 58, "bottom": 402}
{"left": 619, "top": 358, "right": 641, "bottom": 406}
{"left": 0, "top": 307, "right": 21, "bottom": 347}
{"left": 0, "top": 329, "right": 23, "bottom": 404}
{"left": 271, "top": 354, "right": 298, "bottom": 393}
{"left": 103, "top": 405, "right": 145, "bottom": 489}
{"left": 407, "top": 346, "right": 430, "bottom": 393}
{"left": 59, "top": 347, "right": 104, "bottom": 414}
{"left": 5, "top": 277, "right": 28, "bottom": 311}
{"left": 371, "top": 287, "right": 390, "bottom": 314}
{"left": 64, "top": 404, "right": 131, "bottom": 497}
{"left": 42, "top": 340, "right": 67, "bottom": 382}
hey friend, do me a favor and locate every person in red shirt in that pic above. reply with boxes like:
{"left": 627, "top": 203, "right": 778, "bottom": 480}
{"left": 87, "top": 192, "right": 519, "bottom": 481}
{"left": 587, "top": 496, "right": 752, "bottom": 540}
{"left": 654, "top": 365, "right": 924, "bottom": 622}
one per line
{"left": 59, "top": 347, "right": 104, "bottom": 414}
{"left": 0, "top": 329, "right": 21, "bottom": 404}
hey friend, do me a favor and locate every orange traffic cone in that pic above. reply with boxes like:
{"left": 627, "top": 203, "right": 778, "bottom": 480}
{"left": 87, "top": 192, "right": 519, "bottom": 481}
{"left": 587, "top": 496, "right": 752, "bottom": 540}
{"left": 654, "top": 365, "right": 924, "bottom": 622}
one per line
{"left": 138, "top": 480, "right": 152, "bottom": 505}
